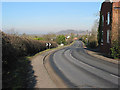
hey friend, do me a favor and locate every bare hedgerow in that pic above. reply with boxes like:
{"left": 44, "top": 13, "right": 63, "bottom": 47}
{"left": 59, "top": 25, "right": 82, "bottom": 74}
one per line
{"left": 2, "top": 32, "right": 57, "bottom": 65}
{"left": 2, "top": 32, "right": 57, "bottom": 88}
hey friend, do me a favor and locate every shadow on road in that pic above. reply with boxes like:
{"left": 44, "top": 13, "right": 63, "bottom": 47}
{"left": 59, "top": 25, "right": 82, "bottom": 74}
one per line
{"left": 26, "top": 59, "right": 37, "bottom": 88}
{"left": 2, "top": 57, "right": 37, "bottom": 88}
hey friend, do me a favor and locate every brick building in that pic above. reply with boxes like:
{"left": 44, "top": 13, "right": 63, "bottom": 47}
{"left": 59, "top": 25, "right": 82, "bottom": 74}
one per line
{"left": 99, "top": 0, "right": 120, "bottom": 53}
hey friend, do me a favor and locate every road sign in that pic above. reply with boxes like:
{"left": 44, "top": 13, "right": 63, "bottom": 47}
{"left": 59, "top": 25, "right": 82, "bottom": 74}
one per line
{"left": 46, "top": 43, "right": 48, "bottom": 46}
{"left": 49, "top": 43, "right": 51, "bottom": 46}
{"left": 46, "top": 43, "right": 52, "bottom": 49}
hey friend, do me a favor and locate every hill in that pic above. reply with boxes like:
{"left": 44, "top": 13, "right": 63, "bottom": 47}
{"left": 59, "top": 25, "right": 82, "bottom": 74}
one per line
{"left": 56, "top": 29, "right": 88, "bottom": 35}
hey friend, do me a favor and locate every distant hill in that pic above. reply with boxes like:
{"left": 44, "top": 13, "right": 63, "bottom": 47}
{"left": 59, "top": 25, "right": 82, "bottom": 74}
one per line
{"left": 56, "top": 29, "right": 88, "bottom": 35}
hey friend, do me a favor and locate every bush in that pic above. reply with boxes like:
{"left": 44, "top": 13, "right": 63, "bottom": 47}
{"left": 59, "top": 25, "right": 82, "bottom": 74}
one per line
{"left": 2, "top": 32, "right": 57, "bottom": 88}
{"left": 79, "top": 35, "right": 88, "bottom": 46}
{"left": 87, "top": 40, "right": 97, "bottom": 48}
{"left": 66, "top": 38, "right": 73, "bottom": 45}
{"left": 34, "top": 37, "right": 44, "bottom": 41}
{"left": 80, "top": 35, "right": 98, "bottom": 48}
{"left": 87, "top": 36, "right": 97, "bottom": 48}
{"left": 56, "top": 35, "right": 67, "bottom": 45}
{"left": 110, "top": 40, "right": 120, "bottom": 59}
{"left": 2, "top": 32, "right": 57, "bottom": 69}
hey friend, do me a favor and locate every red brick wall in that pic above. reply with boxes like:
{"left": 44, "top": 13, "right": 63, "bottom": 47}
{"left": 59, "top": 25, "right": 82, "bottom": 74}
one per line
{"left": 100, "top": 2, "right": 112, "bottom": 53}
{"left": 111, "top": 2, "right": 120, "bottom": 43}
{"left": 100, "top": 1, "right": 120, "bottom": 53}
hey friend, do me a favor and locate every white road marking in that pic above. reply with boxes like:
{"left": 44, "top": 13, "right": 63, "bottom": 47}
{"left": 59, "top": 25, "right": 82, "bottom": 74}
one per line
{"left": 68, "top": 50, "right": 96, "bottom": 69}
{"left": 68, "top": 50, "right": 120, "bottom": 80}
{"left": 110, "top": 74, "right": 119, "bottom": 79}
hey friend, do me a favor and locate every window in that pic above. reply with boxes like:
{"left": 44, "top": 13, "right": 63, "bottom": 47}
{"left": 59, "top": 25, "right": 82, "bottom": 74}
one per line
{"left": 102, "top": 15, "right": 104, "bottom": 26}
{"left": 114, "top": 7, "right": 120, "bottom": 9}
{"left": 107, "top": 30, "right": 110, "bottom": 43}
{"left": 107, "top": 12, "right": 110, "bottom": 25}
{"left": 101, "top": 30, "right": 103, "bottom": 42}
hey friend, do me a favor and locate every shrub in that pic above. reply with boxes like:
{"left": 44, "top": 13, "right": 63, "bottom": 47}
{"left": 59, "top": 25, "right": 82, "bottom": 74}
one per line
{"left": 80, "top": 35, "right": 98, "bottom": 48}
{"left": 66, "top": 38, "right": 73, "bottom": 45}
{"left": 88, "top": 40, "right": 97, "bottom": 48}
{"left": 34, "top": 37, "right": 44, "bottom": 41}
{"left": 2, "top": 32, "right": 57, "bottom": 69}
{"left": 110, "top": 40, "right": 120, "bottom": 59}
{"left": 2, "top": 32, "right": 57, "bottom": 88}
{"left": 79, "top": 35, "right": 88, "bottom": 46}
{"left": 87, "top": 35, "right": 97, "bottom": 48}
{"left": 56, "top": 35, "right": 67, "bottom": 45}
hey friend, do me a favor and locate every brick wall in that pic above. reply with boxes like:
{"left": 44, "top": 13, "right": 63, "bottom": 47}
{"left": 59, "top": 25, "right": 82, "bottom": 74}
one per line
{"left": 100, "top": 2, "right": 112, "bottom": 53}
{"left": 100, "top": 1, "right": 120, "bottom": 54}
{"left": 111, "top": 2, "right": 120, "bottom": 44}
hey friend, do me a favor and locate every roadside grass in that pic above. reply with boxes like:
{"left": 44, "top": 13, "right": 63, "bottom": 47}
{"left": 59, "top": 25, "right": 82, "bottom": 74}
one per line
{"left": 27, "top": 40, "right": 75, "bottom": 60}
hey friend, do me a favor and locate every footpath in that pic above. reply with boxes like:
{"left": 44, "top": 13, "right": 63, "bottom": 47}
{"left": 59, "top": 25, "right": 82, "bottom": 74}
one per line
{"left": 27, "top": 46, "right": 69, "bottom": 88}
{"left": 86, "top": 49, "right": 119, "bottom": 64}
{"left": 28, "top": 49, "right": 58, "bottom": 88}
{"left": 81, "top": 41, "right": 119, "bottom": 64}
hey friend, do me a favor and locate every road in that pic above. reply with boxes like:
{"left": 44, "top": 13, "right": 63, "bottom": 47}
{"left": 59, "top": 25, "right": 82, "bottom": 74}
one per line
{"left": 49, "top": 41, "right": 119, "bottom": 88}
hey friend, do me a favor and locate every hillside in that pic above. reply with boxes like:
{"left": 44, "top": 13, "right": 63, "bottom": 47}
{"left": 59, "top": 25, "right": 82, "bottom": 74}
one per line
{"left": 56, "top": 29, "right": 88, "bottom": 35}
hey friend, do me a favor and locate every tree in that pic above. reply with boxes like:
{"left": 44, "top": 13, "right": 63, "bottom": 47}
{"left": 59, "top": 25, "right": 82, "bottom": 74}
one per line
{"left": 70, "top": 33, "right": 74, "bottom": 39}
{"left": 56, "top": 35, "right": 66, "bottom": 45}
{"left": 5, "top": 28, "right": 18, "bottom": 35}
{"left": 42, "top": 34, "right": 56, "bottom": 41}
{"left": 87, "top": 17, "right": 99, "bottom": 48}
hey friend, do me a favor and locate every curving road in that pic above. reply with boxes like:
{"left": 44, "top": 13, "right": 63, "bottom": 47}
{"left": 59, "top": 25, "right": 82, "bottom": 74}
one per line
{"left": 49, "top": 41, "right": 119, "bottom": 88}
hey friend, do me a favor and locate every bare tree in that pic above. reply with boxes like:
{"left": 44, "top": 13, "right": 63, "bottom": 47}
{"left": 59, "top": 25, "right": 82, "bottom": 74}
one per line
{"left": 5, "top": 28, "right": 18, "bottom": 35}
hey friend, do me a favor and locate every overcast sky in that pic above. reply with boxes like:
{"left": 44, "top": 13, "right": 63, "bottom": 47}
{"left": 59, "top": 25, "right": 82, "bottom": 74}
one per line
{"left": 2, "top": 2, "right": 102, "bottom": 34}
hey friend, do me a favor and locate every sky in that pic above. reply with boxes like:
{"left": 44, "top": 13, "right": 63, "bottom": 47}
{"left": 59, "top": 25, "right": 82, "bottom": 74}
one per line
{"left": 2, "top": 2, "right": 102, "bottom": 34}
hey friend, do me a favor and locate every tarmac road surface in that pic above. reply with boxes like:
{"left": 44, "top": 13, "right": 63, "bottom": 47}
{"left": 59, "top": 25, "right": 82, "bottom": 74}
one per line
{"left": 49, "top": 40, "right": 119, "bottom": 88}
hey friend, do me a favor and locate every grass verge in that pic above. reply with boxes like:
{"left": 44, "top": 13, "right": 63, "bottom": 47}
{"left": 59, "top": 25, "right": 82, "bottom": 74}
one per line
{"left": 28, "top": 41, "right": 75, "bottom": 59}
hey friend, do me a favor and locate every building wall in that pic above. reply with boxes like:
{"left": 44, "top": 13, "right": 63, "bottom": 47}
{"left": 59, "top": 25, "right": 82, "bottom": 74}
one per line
{"left": 100, "top": 2, "right": 112, "bottom": 53}
{"left": 100, "top": 1, "right": 120, "bottom": 54}
{"left": 111, "top": 1, "right": 120, "bottom": 44}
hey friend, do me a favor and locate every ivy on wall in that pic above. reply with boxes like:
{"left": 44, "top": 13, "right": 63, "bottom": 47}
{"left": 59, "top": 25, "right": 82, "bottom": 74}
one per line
{"left": 97, "top": 13, "right": 102, "bottom": 46}
{"left": 110, "top": 40, "right": 120, "bottom": 59}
